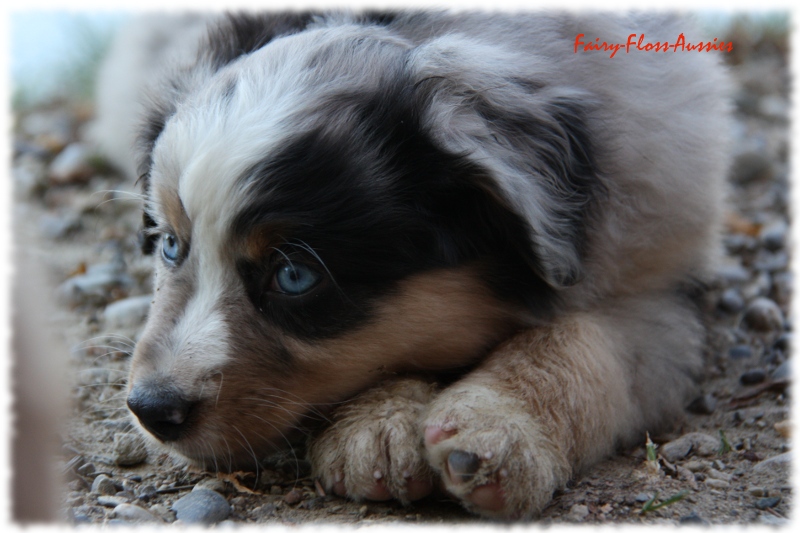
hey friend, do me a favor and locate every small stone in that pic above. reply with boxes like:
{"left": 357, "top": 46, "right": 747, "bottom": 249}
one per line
{"left": 113, "top": 503, "right": 162, "bottom": 523}
{"left": 91, "top": 474, "right": 117, "bottom": 496}
{"left": 660, "top": 432, "right": 720, "bottom": 462}
{"left": 40, "top": 212, "right": 82, "bottom": 240}
{"left": 49, "top": 143, "right": 94, "bottom": 184}
{"left": 103, "top": 295, "right": 152, "bottom": 329}
{"left": 97, "top": 495, "right": 129, "bottom": 507}
{"left": 728, "top": 345, "right": 753, "bottom": 360}
{"left": 684, "top": 460, "right": 708, "bottom": 472}
{"left": 773, "top": 333, "right": 792, "bottom": 354}
{"left": 772, "top": 272, "right": 792, "bottom": 307}
{"left": 568, "top": 503, "right": 589, "bottom": 521}
{"left": 137, "top": 484, "right": 157, "bottom": 502}
{"left": 705, "top": 478, "right": 729, "bottom": 489}
{"left": 172, "top": 489, "right": 231, "bottom": 525}
{"left": 358, "top": 505, "right": 368, "bottom": 517}
{"left": 774, "top": 420, "right": 790, "bottom": 438}
{"left": 687, "top": 393, "right": 717, "bottom": 414}
{"left": 717, "top": 263, "right": 750, "bottom": 284}
{"left": 761, "top": 221, "right": 787, "bottom": 251}
{"left": 14, "top": 154, "right": 48, "bottom": 197}
{"left": 718, "top": 289, "right": 745, "bottom": 313}
{"left": 634, "top": 493, "right": 651, "bottom": 503}
{"left": 759, "top": 514, "right": 789, "bottom": 526}
{"left": 731, "top": 151, "right": 773, "bottom": 184}
{"left": 740, "top": 368, "right": 767, "bottom": 385}
{"left": 57, "top": 270, "right": 134, "bottom": 308}
{"left": 194, "top": 477, "right": 227, "bottom": 494}
{"left": 742, "top": 298, "right": 784, "bottom": 332}
{"left": 753, "top": 251, "right": 788, "bottom": 273}
{"left": 771, "top": 359, "right": 791, "bottom": 381}
{"left": 754, "top": 496, "right": 781, "bottom": 510}
{"left": 748, "top": 487, "right": 767, "bottom": 497}
{"left": 112, "top": 433, "right": 148, "bottom": 466}
{"left": 753, "top": 452, "right": 792, "bottom": 473}
{"left": 679, "top": 513, "right": 707, "bottom": 525}
{"left": 706, "top": 468, "right": 733, "bottom": 482}
{"left": 283, "top": 489, "right": 303, "bottom": 505}
{"left": 724, "top": 233, "right": 755, "bottom": 254}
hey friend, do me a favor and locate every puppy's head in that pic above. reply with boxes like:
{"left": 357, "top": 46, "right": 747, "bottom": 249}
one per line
{"left": 127, "top": 15, "right": 600, "bottom": 469}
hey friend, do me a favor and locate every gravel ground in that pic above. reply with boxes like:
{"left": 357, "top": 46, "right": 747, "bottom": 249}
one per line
{"left": 11, "top": 17, "right": 791, "bottom": 526}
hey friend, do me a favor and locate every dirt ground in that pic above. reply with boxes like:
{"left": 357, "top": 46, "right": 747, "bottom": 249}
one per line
{"left": 10, "top": 15, "right": 792, "bottom": 526}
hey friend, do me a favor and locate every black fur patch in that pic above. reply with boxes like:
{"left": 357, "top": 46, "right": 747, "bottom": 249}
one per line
{"left": 232, "top": 73, "right": 560, "bottom": 341}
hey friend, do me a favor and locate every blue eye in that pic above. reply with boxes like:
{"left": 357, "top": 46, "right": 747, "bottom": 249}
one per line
{"left": 162, "top": 234, "right": 180, "bottom": 263}
{"left": 273, "top": 262, "right": 321, "bottom": 295}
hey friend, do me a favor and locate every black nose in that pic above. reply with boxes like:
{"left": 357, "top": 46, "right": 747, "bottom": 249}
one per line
{"left": 126, "top": 386, "right": 196, "bottom": 442}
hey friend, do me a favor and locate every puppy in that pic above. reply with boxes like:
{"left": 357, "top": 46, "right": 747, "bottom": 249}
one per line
{"left": 97, "top": 11, "right": 730, "bottom": 519}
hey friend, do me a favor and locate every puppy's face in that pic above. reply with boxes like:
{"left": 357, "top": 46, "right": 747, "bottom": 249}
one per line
{"left": 127, "top": 21, "right": 597, "bottom": 469}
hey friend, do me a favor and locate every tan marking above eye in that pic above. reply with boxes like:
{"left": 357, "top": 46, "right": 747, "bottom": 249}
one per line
{"left": 153, "top": 183, "right": 192, "bottom": 244}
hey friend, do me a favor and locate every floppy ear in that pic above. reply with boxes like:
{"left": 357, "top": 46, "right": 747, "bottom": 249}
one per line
{"left": 408, "top": 36, "right": 603, "bottom": 289}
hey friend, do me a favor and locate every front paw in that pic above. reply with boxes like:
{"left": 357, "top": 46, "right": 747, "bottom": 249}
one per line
{"left": 309, "top": 379, "right": 436, "bottom": 504}
{"left": 423, "top": 385, "right": 571, "bottom": 519}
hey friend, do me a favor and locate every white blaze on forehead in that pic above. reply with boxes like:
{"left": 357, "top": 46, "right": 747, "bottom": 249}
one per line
{"left": 151, "top": 31, "right": 335, "bottom": 240}
{"left": 168, "top": 280, "right": 230, "bottom": 378}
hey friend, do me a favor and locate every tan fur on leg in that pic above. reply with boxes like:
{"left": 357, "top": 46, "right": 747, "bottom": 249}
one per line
{"left": 423, "top": 293, "right": 702, "bottom": 518}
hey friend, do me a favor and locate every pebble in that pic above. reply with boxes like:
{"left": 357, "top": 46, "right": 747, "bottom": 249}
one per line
{"left": 740, "top": 368, "right": 767, "bottom": 385}
{"left": 723, "top": 233, "right": 755, "bottom": 254}
{"left": 40, "top": 212, "right": 83, "bottom": 240}
{"left": 753, "top": 452, "right": 792, "bottom": 473}
{"left": 742, "top": 297, "right": 784, "bottom": 332}
{"left": 731, "top": 151, "right": 773, "bottom": 184}
{"left": 754, "top": 496, "right": 781, "bottom": 510}
{"left": 687, "top": 393, "right": 717, "bottom": 415}
{"left": 57, "top": 270, "right": 133, "bottom": 308}
{"left": 706, "top": 468, "right": 732, "bottom": 482}
{"left": 112, "top": 433, "right": 148, "bottom": 466}
{"left": 748, "top": 487, "right": 768, "bottom": 497}
{"left": 716, "top": 263, "right": 750, "bottom": 284}
{"left": 718, "top": 289, "right": 745, "bottom": 313}
{"left": 91, "top": 474, "right": 117, "bottom": 496}
{"left": 567, "top": 503, "right": 589, "bottom": 521}
{"left": 660, "top": 432, "right": 720, "bottom": 462}
{"left": 679, "top": 513, "right": 708, "bottom": 525}
{"left": 728, "top": 345, "right": 753, "bottom": 360}
{"left": 194, "top": 477, "right": 227, "bottom": 494}
{"left": 137, "top": 484, "right": 158, "bottom": 502}
{"left": 634, "top": 493, "right": 651, "bottom": 503}
{"left": 774, "top": 420, "right": 790, "bottom": 438}
{"left": 13, "top": 154, "right": 48, "bottom": 197}
{"left": 759, "top": 514, "right": 789, "bottom": 526}
{"left": 684, "top": 460, "right": 708, "bottom": 472}
{"left": 705, "top": 478, "right": 730, "bottom": 489}
{"left": 113, "top": 503, "right": 162, "bottom": 523}
{"left": 172, "top": 489, "right": 231, "bottom": 525}
{"left": 20, "top": 109, "right": 74, "bottom": 147}
{"left": 103, "top": 295, "right": 152, "bottom": 329}
{"left": 760, "top": 221, "right": 787, "bottom": 251}
{"left": 283, "top": 489, "right": 303, "bottom": 505}
{"left": 771, "top": 359, "right": 791, "bottom": 380}
{"left": 49, "top": 143, "right": 94, "bottom": 184}
{"left": 97, "top": 495, "right": 129, "bottom": 507}
{"left": 752, "top": 251, "right": 788, "bottom": 273}
{"left": 771, "top": 272, "right": 792, "bottom": 307}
